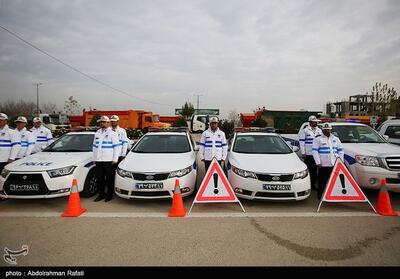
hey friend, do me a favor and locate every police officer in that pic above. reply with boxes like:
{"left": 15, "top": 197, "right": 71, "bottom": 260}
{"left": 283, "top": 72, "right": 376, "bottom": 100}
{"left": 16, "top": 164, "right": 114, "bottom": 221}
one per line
{"left": 110, "top": 115, "right": 129, "bottom": 162}
{"left": 199, "top": 116, "right": 228, "bottom": 171}
{"left": 0, "top": 113, "right": 21, "bottom": 173}
{"left": 31, "top": 117, "right": 53, "bottom": 153}
{"left": 312, "top": 122, "right": 344, "bottom": 200}
{"left": 298, "top": 115, "right": 322, "bottom": 190}
{"left": 15, "top": 116, "right": 35, "bottom": 159}
{"left": 93, "top": 116, "right": 121, "bottom": 202}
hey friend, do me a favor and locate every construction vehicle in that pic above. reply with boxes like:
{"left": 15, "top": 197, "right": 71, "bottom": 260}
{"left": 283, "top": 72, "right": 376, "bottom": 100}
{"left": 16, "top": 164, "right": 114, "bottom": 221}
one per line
{"left": 73, "top": 110, "right": 170, "bottom": 131}
{"left": 38, "top": 113, "right": 71, "bottom": 132}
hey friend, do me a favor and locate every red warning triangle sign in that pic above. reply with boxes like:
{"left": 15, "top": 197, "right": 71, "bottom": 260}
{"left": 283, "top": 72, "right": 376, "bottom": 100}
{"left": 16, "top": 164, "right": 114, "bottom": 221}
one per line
{"left": 317, "top": 158, "right": 376, "bottom": 213}
{"left": 323, "top": 160, "right": 366, "bottom": 201}
{"left": 195, "top": 159, "right": 237, "bottom": 202}
{"left": 188, "top": 158, "right": 245, "bottom": 214}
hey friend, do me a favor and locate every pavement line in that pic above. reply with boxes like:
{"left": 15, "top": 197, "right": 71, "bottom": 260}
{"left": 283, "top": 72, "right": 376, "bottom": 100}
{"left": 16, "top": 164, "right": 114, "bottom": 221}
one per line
{"left": 0, "top": 211, "right": 379, "bottom": 218}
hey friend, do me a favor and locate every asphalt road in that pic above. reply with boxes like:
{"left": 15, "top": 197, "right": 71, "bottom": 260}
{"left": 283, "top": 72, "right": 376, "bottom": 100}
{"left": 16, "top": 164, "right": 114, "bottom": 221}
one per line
{"left": 0, "top": 133, "right": 399, "bottom": 266}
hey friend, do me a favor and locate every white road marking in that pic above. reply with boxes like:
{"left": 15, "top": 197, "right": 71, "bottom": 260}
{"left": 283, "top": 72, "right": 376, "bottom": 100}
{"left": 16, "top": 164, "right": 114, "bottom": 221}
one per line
{"left": 0, "top": 211, "right": 379, "bottom": 218}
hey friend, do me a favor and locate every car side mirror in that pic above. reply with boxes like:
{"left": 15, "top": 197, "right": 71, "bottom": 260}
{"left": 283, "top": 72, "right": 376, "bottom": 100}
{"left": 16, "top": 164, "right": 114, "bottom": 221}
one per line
{"left": 383, "top": 135, "right": 389, "bottom": 141}
{"left": 292, "top": 146, "right": 300, "bottom": 152}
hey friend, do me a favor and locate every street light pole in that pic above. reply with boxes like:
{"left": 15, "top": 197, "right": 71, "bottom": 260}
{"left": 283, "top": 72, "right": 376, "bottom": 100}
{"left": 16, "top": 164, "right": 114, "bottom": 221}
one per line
{"left": 193, "top": 94, "right": 203, "bottom": 114}
{"left": 33, "top": 83, "right": 43, "bottom": 115}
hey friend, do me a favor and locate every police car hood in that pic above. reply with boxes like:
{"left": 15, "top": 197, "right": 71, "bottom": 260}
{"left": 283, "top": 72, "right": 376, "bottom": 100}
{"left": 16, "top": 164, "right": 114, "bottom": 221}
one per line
{"left": 119, "top": 152, "right": 194, "bottom": 172}
{"left": 6, "top": 152, "right": 93, "bottom": 172}
{"left": 343, "top": 143, "right": 400, "bottom": 157}
{"left": 228, "top": 152, "right": 307, "bottom": 173}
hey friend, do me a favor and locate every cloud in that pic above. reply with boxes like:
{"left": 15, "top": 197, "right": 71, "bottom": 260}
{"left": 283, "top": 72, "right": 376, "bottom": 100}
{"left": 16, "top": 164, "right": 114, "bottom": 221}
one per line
{"left": 0, "top": 0, "right": 399, "bottom": 117}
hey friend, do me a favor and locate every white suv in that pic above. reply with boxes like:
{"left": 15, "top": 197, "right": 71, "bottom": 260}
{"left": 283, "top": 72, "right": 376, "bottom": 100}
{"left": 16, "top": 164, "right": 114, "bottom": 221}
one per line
{"left": 377, "top": 119, "right": 400, "bottom": 145}
{"left": 331, "top": 122, "right": 400, "bottom": 192}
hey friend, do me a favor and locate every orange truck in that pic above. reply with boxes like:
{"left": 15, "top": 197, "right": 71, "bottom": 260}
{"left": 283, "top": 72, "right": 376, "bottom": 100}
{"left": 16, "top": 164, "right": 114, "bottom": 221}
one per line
{"left": 72, "top": 110, "right": 170, "bottom": 130}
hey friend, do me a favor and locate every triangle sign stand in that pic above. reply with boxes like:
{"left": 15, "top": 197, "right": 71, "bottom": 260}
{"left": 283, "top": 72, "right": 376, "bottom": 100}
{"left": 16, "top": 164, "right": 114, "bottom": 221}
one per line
{"left": 317, "top": 158, "right": 376, "bottom": 213}
{"left": 189, "top": 158, "right": 245, "bottom": 214}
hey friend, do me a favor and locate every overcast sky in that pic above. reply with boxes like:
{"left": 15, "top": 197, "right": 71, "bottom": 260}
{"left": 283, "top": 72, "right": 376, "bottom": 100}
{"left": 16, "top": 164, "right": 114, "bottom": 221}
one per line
{"left": 1, "top": 0, "right": 399, "bottom": 117}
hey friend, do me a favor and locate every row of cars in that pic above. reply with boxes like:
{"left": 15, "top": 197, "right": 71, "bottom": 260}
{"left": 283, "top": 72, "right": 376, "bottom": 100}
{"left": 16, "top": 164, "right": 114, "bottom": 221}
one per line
{"left": 1, "top": 122, "right": 399, "bottom": 203}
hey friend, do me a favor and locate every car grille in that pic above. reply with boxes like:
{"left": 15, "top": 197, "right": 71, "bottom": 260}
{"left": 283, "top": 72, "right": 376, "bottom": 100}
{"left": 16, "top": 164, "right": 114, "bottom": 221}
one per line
{"left": 132, "top": 172, "right": 170, "bottom": 181}
{"left": 255, "top": 173, "right": 294, "bottom": 182}
{"left": 3, "top": 173, "right": 49, "bottom": 196}
{"left": 131, "top": 191, "right": 171, "bottom": 197}
{"left": 386, "top": 178, "right": 400, "bottom": 184}
{"left": 255, "top": 192, "right": 296, "bottom": 198}
{"left": 385, "top": 157, "right": 400, "bottom": 170}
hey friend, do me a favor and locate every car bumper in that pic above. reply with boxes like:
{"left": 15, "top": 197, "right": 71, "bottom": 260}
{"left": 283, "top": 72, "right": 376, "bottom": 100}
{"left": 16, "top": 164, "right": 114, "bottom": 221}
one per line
{"left": 227, "top": 170, "right": 311, "bottom": 201}
{"left": 348, "top": 164, "right": 400, "bottom": 192}
{"left": 0, "top": 168, "right": 88, "bottom": 199}
{"left": 115, "top": 170, "right": 196, "bottom": 199}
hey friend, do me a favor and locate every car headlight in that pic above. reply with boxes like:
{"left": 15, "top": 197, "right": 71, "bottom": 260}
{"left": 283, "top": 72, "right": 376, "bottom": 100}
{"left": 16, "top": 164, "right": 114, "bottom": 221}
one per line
{"left": 355, "top": 155, "right": 380, "bottom": 167}
{"left": 168, "top": 166, "right": 192, "bottom": 178}
{"left": 232, "top": 166, "right": 257, "bottom": 179}
{"left": 47, "top": 166, "right": 76, "bottom": 178}
{"left": 293, "top": 169, "right": 308, "bottom": 180}
{"left": 117, "top": 167, "right": 133, "bottom": 179}
{"left": 1, "top": 168, "right": 10, "bottom": 179}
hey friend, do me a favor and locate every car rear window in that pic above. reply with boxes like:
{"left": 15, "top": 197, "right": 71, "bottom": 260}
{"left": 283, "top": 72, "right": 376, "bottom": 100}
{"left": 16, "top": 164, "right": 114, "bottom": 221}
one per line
{"left": 132, "top": 134, "right": 191, "bottom": 153}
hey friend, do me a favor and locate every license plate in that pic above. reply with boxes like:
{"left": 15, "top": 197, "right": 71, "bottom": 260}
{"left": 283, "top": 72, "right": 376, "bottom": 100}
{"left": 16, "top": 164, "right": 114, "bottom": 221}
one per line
{"left": 135, "top": 183, "right": 163, "bottom": 190}
{"left": 9, "top": 184, "right": 39, "bottom": 192}
{"left": 262, "top": 184, "right": 291, "bottom": 191}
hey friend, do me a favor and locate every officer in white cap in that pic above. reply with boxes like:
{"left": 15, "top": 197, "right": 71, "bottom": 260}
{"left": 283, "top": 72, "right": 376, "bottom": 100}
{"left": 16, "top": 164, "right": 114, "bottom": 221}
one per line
{"left": 110, "top": 115, "right": 129, "bottom": 161}
{"left": 298, "top": 115, "right": 322, "bottom": 191}
{"left": 312, "top": 122, "right": 344, "bottom": 200}
{"left": 31, "top": 116, "right": 53, "bottom": 153}
{"left": 93, "top": 116, "right": 121, "bottom": 202}
{"left": 0, "top": 113, "right": 21, "bottom": 173}
{"left": 15, "top": 116, "right": 35, "bottom": 159}
{"left": 199, "top": 116, "right": 228, "bottom": 171}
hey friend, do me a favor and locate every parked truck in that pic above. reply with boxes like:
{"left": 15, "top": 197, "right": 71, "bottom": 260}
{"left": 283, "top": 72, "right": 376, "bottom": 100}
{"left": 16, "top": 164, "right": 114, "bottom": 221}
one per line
{"left": 78, "top": 110, "right": 170, "bottom": 131}
{"left": 38, "top": 113, "right": 71, "bottom": 132}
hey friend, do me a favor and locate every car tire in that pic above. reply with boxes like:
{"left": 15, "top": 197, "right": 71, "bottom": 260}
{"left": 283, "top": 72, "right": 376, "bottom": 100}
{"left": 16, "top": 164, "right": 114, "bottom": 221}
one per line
{"left": 80, "top": 169, "right": 98, "bottom": 198}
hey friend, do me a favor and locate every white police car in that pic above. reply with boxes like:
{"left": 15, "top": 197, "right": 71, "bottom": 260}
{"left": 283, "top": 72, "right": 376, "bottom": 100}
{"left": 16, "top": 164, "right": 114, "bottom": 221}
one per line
{"left": 115, "top": 128, "right": 197, "bottom": 199}
{"left": 331, "top": 122, "right": 400, "bottom": 192}
{"left": 226, "top": 128, "right": 311, "bottom": 201}
{"left": 0, "top": 132, "right": 97, "bottom": 199}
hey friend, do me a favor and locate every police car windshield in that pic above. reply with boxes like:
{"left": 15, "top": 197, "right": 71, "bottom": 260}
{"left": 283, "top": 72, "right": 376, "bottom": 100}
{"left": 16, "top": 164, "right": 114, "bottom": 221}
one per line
{"left": 132, "top": 134, "right": 191, "bottom": 153}
{"left": 233, "top": 135, "right": 292, "bottom": 154}
{"left": 332, "top": 125, "right": 385, "bottom": 143}
{"left": 44, "top": 134, "right": 94, "bottom": 152}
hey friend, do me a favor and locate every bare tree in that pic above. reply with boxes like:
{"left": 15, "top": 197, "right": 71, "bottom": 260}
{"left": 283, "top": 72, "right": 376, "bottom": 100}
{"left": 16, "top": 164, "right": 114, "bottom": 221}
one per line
{"left": 42, "top": 102, "right": 59, "bottom": 113}
{"left": 227, "top": 109, "right": 241, "bottom": 127}
{"left": 0, "top": 99, "right": 36, "bottom": 118}
{"left": 64, "top": 96, "right": 82, "bottom": 115}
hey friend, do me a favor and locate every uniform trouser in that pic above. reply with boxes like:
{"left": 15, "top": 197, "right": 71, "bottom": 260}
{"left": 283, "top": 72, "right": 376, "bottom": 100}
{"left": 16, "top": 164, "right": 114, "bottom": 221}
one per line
{"left": 304, "top": 155, "right": 318, "bottom": 190}
{"left": 95, "top": 161, "right": 114, "bottom": 198}
{"left": 317, "top": 167, "right": 334, "bottom": 200}
{"left": 0, "top": 162, "right": 7, "bottom": 174}
{"left": 111, "top": 157, "right": 125, "bottom": 189}
{"left": 0, "top": 162, "right": 8, "bottom": 201}
{"left": 204, "top": 160, "right": 222, "bottom": 172}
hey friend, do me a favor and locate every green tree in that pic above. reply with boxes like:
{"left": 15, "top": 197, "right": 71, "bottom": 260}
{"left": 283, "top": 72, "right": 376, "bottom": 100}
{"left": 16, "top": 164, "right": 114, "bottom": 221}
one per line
{"left": 64, "top": 96, "right": 82, "bottom": 115}
{"left": 251, "top": 117, "right": 267, "bottom": 127}
{"left": 89, "top": 113, "right": 101, "bottom": 126}
{"left": 220, "top": 120, "right": 235, "bottom": 139}
{"left": 172, "top": 117, "right": 188, "bottom": 127}
{"left": 181, "top": 102, "right": 195, "bottom": 120}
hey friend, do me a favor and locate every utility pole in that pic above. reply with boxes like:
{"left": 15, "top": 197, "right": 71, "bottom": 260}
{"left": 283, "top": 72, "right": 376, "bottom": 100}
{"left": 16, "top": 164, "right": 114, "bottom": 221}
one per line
{"left": 33, "top": 83, "right": 43, "bottom": 115}
{"left": 193, "top": 94, "right": 203, "bottom": 114}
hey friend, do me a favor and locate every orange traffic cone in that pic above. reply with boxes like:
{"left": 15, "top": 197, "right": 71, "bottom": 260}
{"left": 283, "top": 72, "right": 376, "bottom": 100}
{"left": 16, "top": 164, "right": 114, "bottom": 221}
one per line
{"left": 168, "top": 179, "right": 186, "bottom": 217}
{"left": 62, "top": 179, "right": 87, "bottom": 217}
{"left": 376, "top": 179, "right": 398, "bottom": 217}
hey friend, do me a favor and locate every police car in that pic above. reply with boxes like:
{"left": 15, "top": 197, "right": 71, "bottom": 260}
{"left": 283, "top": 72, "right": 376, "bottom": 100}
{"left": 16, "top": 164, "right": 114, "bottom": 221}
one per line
{"left": 226, "top": 128, "right": 311, "bottom": 201}
{"left": 115, "top": 128, "right": 197, "bottom": 199}
{"left": 0, "top": 132, "right": 97, "bottom": 199}
{"left": 331, "top": 122, "right": 400, "bottom": 192}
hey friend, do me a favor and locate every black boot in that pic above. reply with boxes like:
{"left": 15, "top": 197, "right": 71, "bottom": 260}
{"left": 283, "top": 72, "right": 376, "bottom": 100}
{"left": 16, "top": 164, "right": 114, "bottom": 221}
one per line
{"left": 94, "top": 195, "right": 105, "bottom": 202}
